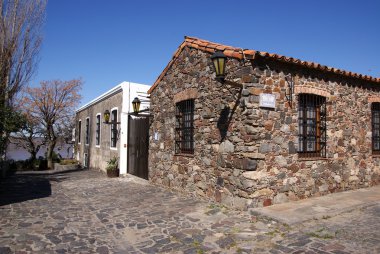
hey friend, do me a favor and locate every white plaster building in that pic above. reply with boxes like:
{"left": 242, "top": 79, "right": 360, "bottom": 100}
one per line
{"left": 75, "top": 81, "right": 150, "bottom": 176}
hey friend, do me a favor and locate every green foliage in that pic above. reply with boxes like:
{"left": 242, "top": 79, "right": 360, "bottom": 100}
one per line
{"left": 59, "top": 159, "right": 78, "bottom": 165}
{"left": 8, "top": 158, "right": 40, "bottom": 171}
{"left": 38, "top": 159, "right": 48, "bottom": 171}
{"left": 307, "top": 228, "right": 335, "bottom": 239}
{"left": 44, "top": 150, "right": 61, "bottom": 163}
{"left": 106, "top": 156, "right": 118, "bottom": 172}
{"left": 0, "top": 106, "right": 26, "bottom": 132}
{"left": 0, "top": 106, "right": 26, "bottom": 158}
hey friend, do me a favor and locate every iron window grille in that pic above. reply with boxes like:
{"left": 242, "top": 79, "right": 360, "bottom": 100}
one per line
{"left": 96, "top": 115, "right": 100, "bottom": 146}
{"left": 111, "top": 109, "right": 118, "bottom": 148}
{"left": 175, "top": 99, "right": 194, "bottom": 154}
{"left": 372, "top": 103, "right": 380, "bottom": 154}
{"left": 85, "top": 118, "right": 90, "bottom": 145}
{"left": 298, "top": 94, "right": 327, "bottom": 158}
{"left": 78, "top": 120, "right": 81, "bottom": 143}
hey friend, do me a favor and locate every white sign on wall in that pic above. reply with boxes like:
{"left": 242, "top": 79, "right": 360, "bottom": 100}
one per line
{"left": 259, "top": 93, "right": 276, "bottom": 108}
{"left": 154, "top": 132, "right": 159, "bottom": 141}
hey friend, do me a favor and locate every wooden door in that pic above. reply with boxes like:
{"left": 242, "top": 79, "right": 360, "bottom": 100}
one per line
{"left": 127, "top": 116, "right": 149, "bottom": 179}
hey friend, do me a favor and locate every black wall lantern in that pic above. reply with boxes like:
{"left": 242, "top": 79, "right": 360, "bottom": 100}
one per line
{"left": 103, "top": 110, "right": 110, "bottom": 124}
{"left": 132, "top": 97, "right": 141, "bottom": 114}
{"left": 103, "top": 109, "right": 121, "bottom": 125}
{"left": 211, "top": 51, "right": 227, "bottom": 82}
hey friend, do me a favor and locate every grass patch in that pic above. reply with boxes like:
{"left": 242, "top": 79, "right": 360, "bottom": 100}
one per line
{"left": 307, "top": 228, "right": 334, "bottom": 239}
{"left": 205, "top": 203, "right": 228, "bottom": 215}
{"left": 192, "top": 240, "right": 205, "bottom": 254}
{"left": 265, "top": 229, "right": 281, "bottom": 236}
{"left": 59, "top": 159, "right": 78, "bottom": 165}
{"left": 282, "top": 223, "right": 291, "bottom": 230}
{"left": 192, "top": 240, "right": 200, "bottom": 247}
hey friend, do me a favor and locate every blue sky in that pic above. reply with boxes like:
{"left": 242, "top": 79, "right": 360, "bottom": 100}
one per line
{"left": 33, "top": 0, "right": 380, "bottom": 106}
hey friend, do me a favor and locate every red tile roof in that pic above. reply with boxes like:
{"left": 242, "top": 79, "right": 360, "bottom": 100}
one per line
{"left": 148, "top": 36, "right": 380, "bottom": 94}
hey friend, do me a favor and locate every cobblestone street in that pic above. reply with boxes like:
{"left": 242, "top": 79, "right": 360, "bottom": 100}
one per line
{"left": 0, "top": 170, "right": 379, "bottom": 253}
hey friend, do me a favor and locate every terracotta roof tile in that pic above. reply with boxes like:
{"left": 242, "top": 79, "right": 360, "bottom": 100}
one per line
{"left": 148, "top": 36, "right": 380, "bottom": 94}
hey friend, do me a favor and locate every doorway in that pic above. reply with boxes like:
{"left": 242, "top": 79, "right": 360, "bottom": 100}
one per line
{"left": 127, "top": 115, "right": 149, "bottom": 179}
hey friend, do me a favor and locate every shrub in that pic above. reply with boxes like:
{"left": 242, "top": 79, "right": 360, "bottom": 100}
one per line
{"left": 45, "top": 151, "right": 61, "bottom": 163}
{"left": 38, "top": 159, "right": 48, "bottom": 171}
{"left": 106, "top": 157, "right": 118, "bottom": 172}
{"left": 59, "top": 159, "right": 78, "bottom": 165}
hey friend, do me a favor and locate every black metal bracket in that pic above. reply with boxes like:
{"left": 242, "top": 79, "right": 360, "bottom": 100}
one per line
{"left": 103, "top": 121, "right": 121, "bottom": 125}
{"left": 127, "top": 108, "right": 153, "bottom": 117}
{"left": 224, "top": 80, "right": 243, "bottom": 88}
{"left": 285, "top": 74, "right": 294, "bottom": 107}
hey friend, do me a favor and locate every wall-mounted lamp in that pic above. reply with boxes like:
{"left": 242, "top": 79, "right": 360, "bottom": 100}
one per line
{"left": 103, "top": 109, "right": 120, "bottom": 124}
{"left": 211, "top": 51, "right": 227, "bottom": 82}
{"left": 211, "top": 51, "right": 243, "bottom": 89}
{"left": 132, "top": 97, "right": 141, "bottom": 114}
{"left": 103, "top": 110, "right": 110, "bottom": 124}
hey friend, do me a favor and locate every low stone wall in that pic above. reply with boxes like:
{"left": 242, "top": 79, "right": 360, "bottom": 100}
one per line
{"left": 54, "top": 163, "right": 80, "bottom": 171}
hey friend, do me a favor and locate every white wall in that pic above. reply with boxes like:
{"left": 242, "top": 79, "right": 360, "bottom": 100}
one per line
{"left": 119, "top": 82, "right": 151, "bottom": 175}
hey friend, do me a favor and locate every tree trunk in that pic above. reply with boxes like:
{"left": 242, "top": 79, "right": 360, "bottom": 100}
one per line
{"left": 47, "top": 140, "right": 56, "bottom": 169}
{"left": 30, "top": 150, "right": 36, "bottom": 161}
{"left": 27, "top": 136, "right": 38, "bottom": 161}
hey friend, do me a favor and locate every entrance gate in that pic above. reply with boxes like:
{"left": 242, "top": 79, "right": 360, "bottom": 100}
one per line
{"left": 127, "top": 115, "right": 149, "bottom": 179}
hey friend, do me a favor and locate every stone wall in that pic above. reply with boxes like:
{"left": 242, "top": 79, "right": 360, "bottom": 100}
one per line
{"left": 76, "top": 91, "right": 122, "bottom": 171}
{"left": 149, "top": 46, "right": 380, "bottom": 209}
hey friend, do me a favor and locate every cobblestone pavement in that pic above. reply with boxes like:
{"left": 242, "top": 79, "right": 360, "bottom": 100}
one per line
{"left": 0, "top": 170, "right": 379, "bottom": 253}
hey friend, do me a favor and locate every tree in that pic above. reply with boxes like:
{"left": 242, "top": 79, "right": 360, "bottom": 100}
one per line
{"left": 23, "top": 79, "right": 82, "bottom": 169}
{"left": 9, "top": 105, "right": 44, "bottom": 161}
{"left": 0, "top": 105, "right": 25, "bottom": 158}
{"left": 0, "top": 0, "right": 47, "bottom": 159}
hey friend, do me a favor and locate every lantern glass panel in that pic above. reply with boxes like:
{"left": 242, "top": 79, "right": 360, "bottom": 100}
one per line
{"left": 132, "top": 97, "right": 141, "bottom": 113}
{"left": 213, "top": 58, "right": 220, "bottom": 76}
{"left": 218, "top": 57, "right": 225, "bottom": 77}
{"left": 104, "top": 110, "right": 110, "bottom": 123}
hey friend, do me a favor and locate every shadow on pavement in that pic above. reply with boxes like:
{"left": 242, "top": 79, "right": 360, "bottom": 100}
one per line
{"left": 0, "top": 174, "right": 52, "bottom": 206}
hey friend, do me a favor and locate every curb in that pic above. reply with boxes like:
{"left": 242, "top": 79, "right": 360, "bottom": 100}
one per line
{"left": 16, "top": 167, "right": 84, "bottom": 176}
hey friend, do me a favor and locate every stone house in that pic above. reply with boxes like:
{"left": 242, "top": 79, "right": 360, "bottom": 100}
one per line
{"left": 147, "top": 36, "right": 380, "bottom": 208}
{"left": 75, "top": 81, "right": 150, "bottom": 175}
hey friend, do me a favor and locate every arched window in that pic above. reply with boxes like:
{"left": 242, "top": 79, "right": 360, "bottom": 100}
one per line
{"left": 298, "top": 94, "right": 327, "bottom": 158}
{"left": 85, "top": 117, "right": 90, "bottom": 145}
{"left": 110, "top": 108, "right": 118, "bottom": 148}
{"left": 96, "top": 114, "right": 101, "bottom": 147}
{"left": 78, "top": 120, "right": 82, "bottom": 144}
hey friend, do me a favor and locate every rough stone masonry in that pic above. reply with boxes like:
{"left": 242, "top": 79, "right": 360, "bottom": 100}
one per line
{"left": 148, "top": 39, "right": 380, "bottom": 209}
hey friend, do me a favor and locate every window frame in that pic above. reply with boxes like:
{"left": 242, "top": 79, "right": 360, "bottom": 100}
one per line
{"left": 175, "top": 99, "right": 195, "bottom": 154}
{"left": 85, "top": 117, "right": 90, "bottom": 145}
{"left": 110, "top": 107, "right": 118, "bottom": 150}
{"left": 298, "top": 93, "right": 327, "bottom": 158}
{"left": 78, "top": 120, "right": 82, "bottom": 144}
{"left": 372, "top": 103, "right": 380, "bottom": 154}
{"left": 95, "top": 113, "right": 101, "bottom": 147}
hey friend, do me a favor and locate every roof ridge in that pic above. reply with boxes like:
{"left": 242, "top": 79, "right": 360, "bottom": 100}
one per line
{"left": 147, "top": 36, "right": 379, "bottom": 94}
{"left": 183, "top": 36, "right": 379, "bottom": 82}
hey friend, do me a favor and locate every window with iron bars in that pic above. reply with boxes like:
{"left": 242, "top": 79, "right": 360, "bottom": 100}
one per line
{"left": 298, "top": 94, "right": 327, "bottom": 158}
{"left": 96, "top": 114, "right": 100, "bottom": 146}
{"left": 111, "top": 109, "right": 118, "bottom": 148}
{"left": 175, "top": 99, "right": 194, "bottom": 154}
{"left": 372, "top": 103, "right": 380, "bottom": 154}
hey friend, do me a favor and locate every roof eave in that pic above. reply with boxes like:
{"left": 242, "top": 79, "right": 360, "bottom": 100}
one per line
{"left": 148, "top": 36, "right": 380, "bottom": 94}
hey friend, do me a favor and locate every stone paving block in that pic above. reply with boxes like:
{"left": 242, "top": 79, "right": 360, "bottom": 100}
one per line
{"left": 0, "top": 170, "right": 379, "bottom": 253}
